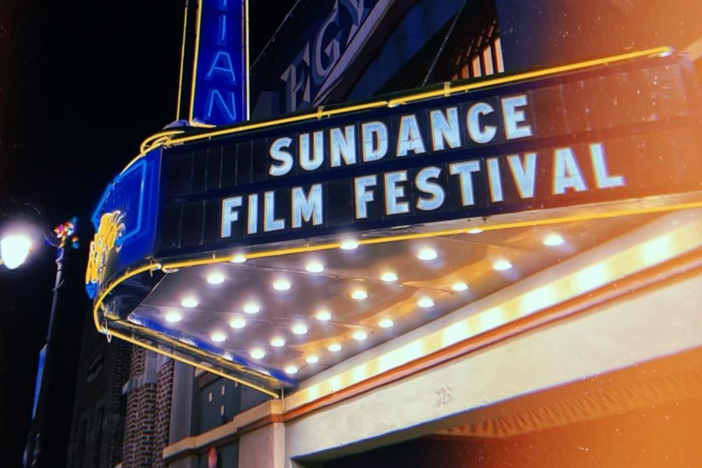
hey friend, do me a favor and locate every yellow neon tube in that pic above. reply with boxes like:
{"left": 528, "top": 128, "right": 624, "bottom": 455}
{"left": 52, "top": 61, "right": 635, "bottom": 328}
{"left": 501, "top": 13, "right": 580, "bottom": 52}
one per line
{"left": 176, "top": 0, "right": 190, "bottom": 120}
{"left": 167, "top": 46, "right": 671, "bottom": 146}
{"left": 107, "top": 329, "right": 279, "bottom": 398}
{"left": 188, "top": 0, "right": 204, "bottom": 124}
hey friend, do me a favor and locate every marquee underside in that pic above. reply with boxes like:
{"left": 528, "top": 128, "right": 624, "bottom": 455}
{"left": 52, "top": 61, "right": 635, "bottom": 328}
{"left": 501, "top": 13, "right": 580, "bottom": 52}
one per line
{"left": 103, "top": 209, "right": 664, "bottom": 392}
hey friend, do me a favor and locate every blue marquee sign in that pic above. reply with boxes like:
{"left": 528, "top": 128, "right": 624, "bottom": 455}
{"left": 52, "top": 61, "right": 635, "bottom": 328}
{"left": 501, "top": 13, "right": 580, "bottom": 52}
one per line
{"left": 190, "top": 0, "right": 248, "bottom": 126}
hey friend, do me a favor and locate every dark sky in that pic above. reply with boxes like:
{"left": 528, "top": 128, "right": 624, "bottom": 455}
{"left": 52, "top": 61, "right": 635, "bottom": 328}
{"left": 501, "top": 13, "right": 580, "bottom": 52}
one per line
{"left": 0, "top": 0, "right": 296, "bottom": 464}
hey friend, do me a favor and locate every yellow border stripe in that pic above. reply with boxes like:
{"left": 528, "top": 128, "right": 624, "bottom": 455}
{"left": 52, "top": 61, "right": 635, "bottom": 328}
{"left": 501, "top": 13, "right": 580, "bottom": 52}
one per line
{"left": 176, "top": 0, "right": 190, "bottom": 120}
{"left": 168, "top": 46, "right": 671, "bottom": 146}
{"left": 115, "top": 46, "right": 671, "bottom": 180}
{"left": 188, "top": 0, "right": 205, "bottom": 123}
{"left": 108, "top": 329, "right": 279, "bottom": 398}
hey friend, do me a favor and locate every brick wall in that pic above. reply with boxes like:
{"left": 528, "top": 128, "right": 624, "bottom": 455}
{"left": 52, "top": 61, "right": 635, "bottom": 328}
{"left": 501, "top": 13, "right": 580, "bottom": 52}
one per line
{"left": 154, "top": 358, "right": 175, "bottom": 468}
{"left": 66, "top": 311, "right": 132, "bottom": 468}
{"left": 121, "top": 346, "right": 175, "bottom": 468}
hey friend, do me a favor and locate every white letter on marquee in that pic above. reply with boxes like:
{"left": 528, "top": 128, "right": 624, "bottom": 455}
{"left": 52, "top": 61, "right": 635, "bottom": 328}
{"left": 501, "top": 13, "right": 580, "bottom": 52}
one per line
{"left": 487, "top": 158, "right": 504, "bottom": 202}
{"left": 221, "top": 196, "right": 242, "bottom": 238}
{"left": 553, "top": 148, "right": 588, "bottom": 194}
{"left": 416, "top": 167, "right": 446, "bottom": 211}
{"left": 590, "top": 143, "right": 625, "bottom": 189}
{"left": 299, "top": 131, "right": 325, "bottom": 171}
{"left": 330, "top": 126, "right": 357, "bottom": 167}
{"left": 248, "top": 194, "right": 259, "bottom": 234}
{"left": 397, "top": 115, "right": 426, "bottom": 157}
{"left": 385, "top": 171, "right": 410, "bottom": 215}
{"left": 502, "top": 95, "right": 532, "bottom": 140}
{"left": 450, "top": 161, "right": 481, "bottom": 206}
{"left": 269, "top": 137, "right": 294, "bottom": 176}
{"left": 430, "top": 108, "right": 461, "bottom": 151}
{"left": 264, "top": 192, "right": 285, "bottom": 232}
{"left": 467, "top": 102, "right": 497, "bottom": 144}
{"left": 292, "top": 185, "right": 324, "bottom": 228}
{"left": 355, "top": 175, "right": 377, "bottom": 219}
{"left": 507, "top": 153, "right": 537, "bottom": 199}
{"left": 362, "top": 122, "right": 388, "bottom": 162}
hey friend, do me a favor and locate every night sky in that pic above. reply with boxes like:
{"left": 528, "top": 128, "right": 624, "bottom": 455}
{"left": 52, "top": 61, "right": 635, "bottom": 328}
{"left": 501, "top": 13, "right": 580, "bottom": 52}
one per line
{"left": 0, "top": 1, "right": 296, "bottom": 464}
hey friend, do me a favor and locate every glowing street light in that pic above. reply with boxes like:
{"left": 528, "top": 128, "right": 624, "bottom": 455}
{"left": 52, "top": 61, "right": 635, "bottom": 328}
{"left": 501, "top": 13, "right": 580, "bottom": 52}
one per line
{"left": 0, "top": 234, "right": 32, "bottom": 270}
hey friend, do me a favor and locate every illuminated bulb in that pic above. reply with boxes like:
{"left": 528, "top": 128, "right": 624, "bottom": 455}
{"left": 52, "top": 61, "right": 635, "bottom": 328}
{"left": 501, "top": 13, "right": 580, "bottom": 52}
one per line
{"left": 181, "top": 297, "right": 198, "bottom": 308}
{"left": 273, "top": 279, "right": 291, "bottom": 291}
{"left": 270, "top": 337, "right": 286, "bottom": 347}
{"left": 452, "top": 282, "right": 469, "bottom": 291}
{"left": 284, "top": 365, "right": 298, "bottom": 375}
{"left": 417, "top": 297, "right": 435, "bottom": 308}
{"left": 250, "top": 348, "right": 266, "bottom": 359}
{"left": 305, "top": 261, "right": 324, "bottom": 273}
{"left": 0, "top": 235, "right": 31, "bottom": 269}
{"left": 417, "top": 248, "right": 438, "bottom": 261}
{"left": 315, "top": 310, "right": 332, "bottom": 321}
{"left": 351, "top": 290, "right": 368, "bottom": 300}
{"left": 353, "top": 330, "right": 368, "bottom": 341}
{"left": 328, "top": 343, "right": 342, "bottom": 352}
{"left": 543, "top": 233, "right": 565, "bottom": 247}
{"left": 165, "top": 311, "right": 182, "bottom": 323}
{"left": 231, "top": 254, "right": 247, "bottom": 263}
{"left": 211, "top": 331, "right": 226, "bottom": 343}
{"left": 379, "top": 318, "right": 394, "bottom": 328}
{"left": 292, "top": 324, "right": 308, "bottom": 335}
{"left": 493, "top": 259, "right": 513, "bottom": 271}
{"left": 381, "top": 272, "right": 398, "bottom": 282}
{"left": 468, "top": 228, "right": 483, "bottom": 234}
{"left": 229, "top": 317, "right": 246, "bottom": 329}
{"left": 305, "top": 355, "right": 319, "bottom": 364}
{"left": 207, "top": 272, "right": 226, "bottom": 284}
{"left": 242, "top": 302, "right": 261, "bottom": 314}
{"left": 340, "top": 239, "right": 359, "bottom": 250}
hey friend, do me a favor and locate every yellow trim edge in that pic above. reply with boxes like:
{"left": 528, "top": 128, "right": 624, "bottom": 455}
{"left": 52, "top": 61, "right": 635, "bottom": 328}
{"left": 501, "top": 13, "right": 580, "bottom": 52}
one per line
{"left": 117, "top": 46, "right": 671, "bottom": 180}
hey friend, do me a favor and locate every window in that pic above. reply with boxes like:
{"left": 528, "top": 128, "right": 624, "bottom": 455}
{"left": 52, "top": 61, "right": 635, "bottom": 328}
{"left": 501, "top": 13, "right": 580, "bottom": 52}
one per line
{"left": 449, "top": 18, "right": 504, "bottom": 80}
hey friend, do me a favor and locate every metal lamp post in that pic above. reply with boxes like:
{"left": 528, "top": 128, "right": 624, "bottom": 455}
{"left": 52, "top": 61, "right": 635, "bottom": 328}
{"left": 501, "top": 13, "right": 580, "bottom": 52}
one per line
{"left": 2, "top": 218, "right": 80, "bottom": 468}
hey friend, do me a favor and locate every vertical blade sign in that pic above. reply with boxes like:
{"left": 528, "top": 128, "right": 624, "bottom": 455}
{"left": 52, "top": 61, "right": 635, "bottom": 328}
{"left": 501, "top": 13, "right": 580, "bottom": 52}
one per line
{"left": 190, "top": 0, "right": 248, "bottom": 126}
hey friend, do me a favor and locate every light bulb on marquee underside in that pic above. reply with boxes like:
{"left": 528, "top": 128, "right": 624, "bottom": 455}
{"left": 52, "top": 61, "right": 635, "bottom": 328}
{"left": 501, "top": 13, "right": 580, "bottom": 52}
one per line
{"left": 381, "top": 272, "right": 398, "bottom": 282}
{"left": 306, "top": 261, "right": 324, "bottom": 273}
{"left": 211, "top": 331, "right": 226, "bottom": 342}
{"left": 230, "top": 317, "right": 246, "bottom": 329}
{"left": 165, "top": 311, "right": 182, "bottom": 323}
{"left": 315, "top": 310, "right": 332, "bottom": 321}
{"left": 207, "top": 272, "right": 226, "bottom": 284}
{"left": 270, "top": 337, "right": 286, "bottom": 347}
{"left": 379, "top": 318, "right": 394, "bottom": 328}
{"left": 340, "top": 239, "right": 359, "bottom": 250}
{"left": 351, "top": 290, "right": 368, "bottom": 300}
{"left": 417, "top": 248, "right": 438, "bottom": 261}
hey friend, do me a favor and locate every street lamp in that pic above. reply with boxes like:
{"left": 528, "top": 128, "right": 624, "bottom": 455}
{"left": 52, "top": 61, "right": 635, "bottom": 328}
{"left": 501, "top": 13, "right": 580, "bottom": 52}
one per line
{"left": 0, "top": 233, "right": 33, "bottom": 269}
{"left": 1, "top": 214, "right": 80, "bottom": 468}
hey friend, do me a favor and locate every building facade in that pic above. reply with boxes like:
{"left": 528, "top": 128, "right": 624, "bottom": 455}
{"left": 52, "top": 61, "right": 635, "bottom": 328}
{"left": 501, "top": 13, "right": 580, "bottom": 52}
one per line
{"left": 78, "top": 0, "right": 702, "bottom": 467}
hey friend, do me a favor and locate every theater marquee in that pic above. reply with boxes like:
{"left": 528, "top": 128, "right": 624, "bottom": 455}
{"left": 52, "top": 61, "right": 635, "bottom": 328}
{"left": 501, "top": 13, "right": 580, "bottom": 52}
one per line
{"left": 89, "top": 49, "right": 702, "bottom": 395}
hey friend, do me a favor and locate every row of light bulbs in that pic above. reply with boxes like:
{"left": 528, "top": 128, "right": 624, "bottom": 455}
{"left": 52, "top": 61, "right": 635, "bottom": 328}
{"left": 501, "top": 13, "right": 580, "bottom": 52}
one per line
{"left": 163, "top": 231, "right": 566, "bottom": 375}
